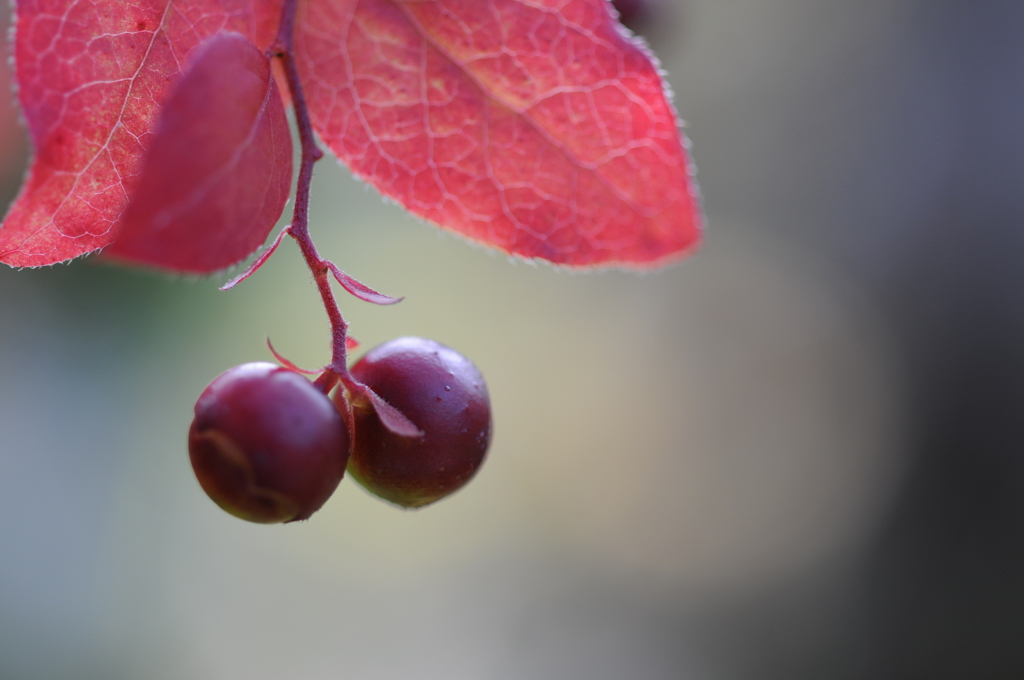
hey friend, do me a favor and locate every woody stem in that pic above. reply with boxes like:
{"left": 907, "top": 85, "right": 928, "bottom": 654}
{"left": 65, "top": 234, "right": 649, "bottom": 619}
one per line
{"left": 271, "top": 0, "right": 352, "bottom": 391}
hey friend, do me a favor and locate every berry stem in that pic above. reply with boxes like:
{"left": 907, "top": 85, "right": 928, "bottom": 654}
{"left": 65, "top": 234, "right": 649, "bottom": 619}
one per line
{"left": 270, "top": 0, "right": 353, "bottom": 388}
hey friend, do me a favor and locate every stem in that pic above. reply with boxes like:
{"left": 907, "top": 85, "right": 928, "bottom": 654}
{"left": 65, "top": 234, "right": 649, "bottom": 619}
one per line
{"left": 271, "top": 0, "right": 353, "bottom": 389}
{"left": 257, "top": 1, "right": 420, "bottom": 439}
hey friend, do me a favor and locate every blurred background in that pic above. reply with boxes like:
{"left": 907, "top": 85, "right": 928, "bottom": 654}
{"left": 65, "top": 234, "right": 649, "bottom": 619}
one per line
{"left": 1, "top": 0, "right": 1023, "bottom": 678}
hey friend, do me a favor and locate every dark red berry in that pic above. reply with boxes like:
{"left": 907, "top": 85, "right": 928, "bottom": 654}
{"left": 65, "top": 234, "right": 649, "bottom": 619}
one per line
{"left": 340, "top": 337, "right": 492, "bottom": 508}
{"left": 188, "top": 362, "right": 349, "bottom": 523}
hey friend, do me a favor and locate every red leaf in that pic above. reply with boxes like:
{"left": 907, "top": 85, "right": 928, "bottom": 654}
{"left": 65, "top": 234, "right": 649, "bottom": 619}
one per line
{"left": 295, "top": 0, "right": 701, "bottom": 269}
{"left": 104, "top": 32, "right": 292, "bottom": 273}
{"left": 0, "top": 0, "right": 284, "bottom": 268}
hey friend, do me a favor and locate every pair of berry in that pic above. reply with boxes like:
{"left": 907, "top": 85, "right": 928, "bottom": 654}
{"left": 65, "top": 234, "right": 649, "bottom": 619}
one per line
{"left": 188, "top": 337, "right": 492, "bottom": 522}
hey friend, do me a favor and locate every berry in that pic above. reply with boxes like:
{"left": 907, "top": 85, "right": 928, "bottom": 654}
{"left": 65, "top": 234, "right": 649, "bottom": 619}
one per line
{"left": 340, "top": 337, "right": 492, "bottom": 508}
{"left": 188, "top": 362, "right": 349, "bottom": 523}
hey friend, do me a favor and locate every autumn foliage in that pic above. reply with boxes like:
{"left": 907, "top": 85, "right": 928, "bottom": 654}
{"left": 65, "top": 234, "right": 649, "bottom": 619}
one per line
{"left": 0, "top": 0, "right": 701, "bottom": 272}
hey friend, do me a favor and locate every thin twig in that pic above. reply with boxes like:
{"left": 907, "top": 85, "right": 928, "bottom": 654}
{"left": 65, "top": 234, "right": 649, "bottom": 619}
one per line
{"left": 270, "top": 0, "right": 353, "bottom": 384}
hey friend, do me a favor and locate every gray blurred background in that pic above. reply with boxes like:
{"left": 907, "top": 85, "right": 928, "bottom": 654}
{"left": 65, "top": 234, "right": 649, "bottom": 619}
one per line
{"left": 1, "top": 1, "right": 1022, "bottom": 678}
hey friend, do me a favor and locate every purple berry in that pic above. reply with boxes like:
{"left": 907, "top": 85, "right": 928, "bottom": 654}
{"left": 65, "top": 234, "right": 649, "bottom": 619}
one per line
{"left": 340, "top": 337, "right": 492, "bottom": 508}
{"left": 188, "top": 362, "right": 349, "bottom": 523}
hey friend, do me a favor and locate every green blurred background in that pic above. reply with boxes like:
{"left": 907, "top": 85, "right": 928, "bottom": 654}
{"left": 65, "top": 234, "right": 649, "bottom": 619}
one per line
{"left": 2, "top": 1, "right": 1023, "bottom": 678}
